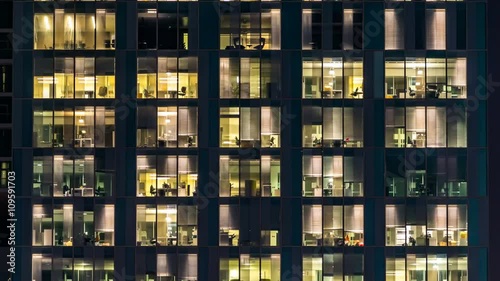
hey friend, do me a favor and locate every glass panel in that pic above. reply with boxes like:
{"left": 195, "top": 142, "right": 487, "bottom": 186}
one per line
{"left": 136, "top": 205, "right": 156, "bottom": 246}
{"left": 33, "top": 205, "right": 53, "bottom": 246}
{"left": 220, "top": 107, "right": 240, "bottom": 147}
{"left": 344, "top": 58, "right": 363, "bottom": 99}
{"left": 33, "top": 156, "right": 53, "bottom": 197}
{"left": 220, "top": 58, "right": 240, "bottom": 98}
{"left": 34, "top": 14, "right": 53, "bottom": 49}
{"left": 385, "top": 60, "right": 405, "bottom": 99}
{"left": 303, "top": 59, "right": 322, "bottom": 99}
{"left": 34, "top": 58, "right": 54, "bottom": 99}
{"left": 75, "top": 13, "right": 95, "bottom": 49}
{"left": 74, "top": 107, "right": 95, "bottom": 148}
{"left": 323, "top": 206, "right": 343, "bottom": 246}
{"left": 406, "top": 58, "right": 426, "bottom": 99}
{"left": 323, "top": 58, "right": 343, "bottom": 98}
{"left": 303, "top": 106, "right": 322, "bottom": 147}
{"left": 158, "top": 107, "right": 178, "bottom": 148}
{"left": 447, "top": 58, "right": 467, "bottom": 99}
{"left": 219, "top": 205, "right": 239, "bottom": 246}
{"left": 261, "top": 107, "right": 280, "bottom": 147}
{"left": 137, "top": 106, "right": 157, "bottom": 147}
{"left": 385, "top": 107, "right": 405, "bottom": 147}
{"left": 302, "top": 10, "right": 321, "bottom": 50}
{"left": 303, "top": 255, "right": 322, "bottom": 281}
{"left": 303, "top": 205, "right": 322, "bottom": 246}
{"left": 157, "top": 205, "right": 177, "bottom": 246}
{"left": 75, "top": 58, "right": 95, "bottom": 99}
{"left": 261, "top": 156, "right": 280, "bottom": 197}
{"left": 240, "top": 159, "right": 260, "bottom": 197}
{"left": 386, "top": 205, "right": 405, "bottom": 246}
{"left": 95, "top": 107, "right": 115, "bottom": 147}
{"left": 54, "top": 57, "right": 74, "bottom": 99}
{"left": 95, "top": 205, "right": 115, "bottom": 246}
{"left": 96, "top": 10, "right": 115, "bottom": 50}
{"left": 323, "top": 156, "right": 343, "bottom": 197}
{"left": 220, "top": 156, "right": 239, "bottom": 197}
{"left": 220, "top": 258, "right": 239, "bottom": 281}
{"left": 406, "top": 107, "right": 426, "bottom": 148}
{"left": 344, "top": 205, "right": 364, "bottom": 246}
{"left": 303, "top": 155, "right": 322, "bottom": 197}
{"left": 55, "top": 10, "right": 74, "bottom": 50}
{"left": 96, "top": 58, "right": 115, "bottom": 99}
{"left": 178, "top": 156, "right": 198, "bottom": 197}
{"left": 53, "top": 204, "right": 73, "bottom": 246}
{"left": 138, "top": 57, "right": 157, "bottom": 98}
{"left": 137, "top": 156, "right": 157, "bottom": 197}
{"left": 426, "top": 58, "right": 446, "bottom": 99}
{"left": 157, "top": 156, "right": 177, "bottom": 197}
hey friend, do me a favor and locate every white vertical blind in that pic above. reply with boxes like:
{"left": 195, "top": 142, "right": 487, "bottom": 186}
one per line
{"left": 303, "top": 155, "right": 322, "bottom": 176}
{"left": 179, "top": 254, "right": 198, "bottom": 279}
{"left": 178, "top": 107, "right": 197, "bottom": 136}
{"left": 261, "top": 107, "right": 280, "bottom": 135}
{"left": 426, "top": 9, "right": 446, "bottom": 50}
{"left": 344, "top": 205, "right": 363, "bottom": 232}
{"left": 385, "top": 10, "right": 404, "bottom": 50}
{"left": 303, "top": 205, "right": 322, "bottom": 234}
{"left": 240, "top": 107, "right": 260, "bottom": 140}
{"left": 343, "top": 10, "right": 354, "bottom": 50}
{"left": 428, "top": 205, "right": 447, "bottom": 229}
{"left": 302, "top": 10, "right": 313, "bottom": 49}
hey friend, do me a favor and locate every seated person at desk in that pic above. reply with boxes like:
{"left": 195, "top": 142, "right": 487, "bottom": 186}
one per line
{"left": 149, "top": 185, "right": 156, "bottom": 196}
{"left": 63, "top": 184, "right": 71, "bottom": 196}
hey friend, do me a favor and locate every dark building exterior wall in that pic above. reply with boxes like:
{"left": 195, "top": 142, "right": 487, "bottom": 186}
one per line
{"left": 11, "top": 0, "right": 488, "bottom": 281}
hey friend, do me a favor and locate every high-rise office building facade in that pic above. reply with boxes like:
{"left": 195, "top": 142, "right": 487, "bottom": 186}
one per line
{"left": 11, "top": 0, "right": 488, "bottom": 280}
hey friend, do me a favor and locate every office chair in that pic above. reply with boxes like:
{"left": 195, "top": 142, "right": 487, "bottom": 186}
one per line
{"left": 254, "top": 38, "right": 266, "bottom": 50}
{"left": 149, "top": 185, "right": 156, "bottom": 196}
{"left": 351, "top": 87, "right": 359, "bottom": 97}
{"left": 178, "top": 86, "right": 187, "bottom": 97}
{"left": 408, "top": 87, "right": 416, "bottom": 97}
{"left": 98, "top": 86, "right": 108, "bottom": 97}
{"left": 233, "top": 37, "right": 245, "bottom": 49}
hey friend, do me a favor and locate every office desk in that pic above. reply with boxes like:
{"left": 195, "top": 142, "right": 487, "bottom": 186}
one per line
{"left": 74, "top": 138, "right": 94, "bottom": 148}
{"left": 73, "top": 187, "right": 94, "bottom": 197}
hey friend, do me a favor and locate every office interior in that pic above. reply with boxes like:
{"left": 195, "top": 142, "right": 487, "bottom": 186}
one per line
{"left": 302, "top": 106, "right": 363, "bottom": 148}
{"left": 137, "top": 155, "right": 198, "bottom": 197}
{"left": 137, "top": 106, "right": 198, "bottom": 148}
{"left": 137, "top": 57, "right": 198, "bottom": 99}
{"left": 385, "top": 151, "right": 467, "bottom": 198}
{"left": 385, "top": 204, "right": 468, "bottom": 247}
{"left": 136, "top": 205, "right": 198, "bottom": 246}
{"left": 219, "top": 107, "right": 280, "bottom": 148}
{"left": 32, "top": 204, "right": 115, "bottom": 247}
{"left": 302, "top": 155, "right": 363, "bottom": 197}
